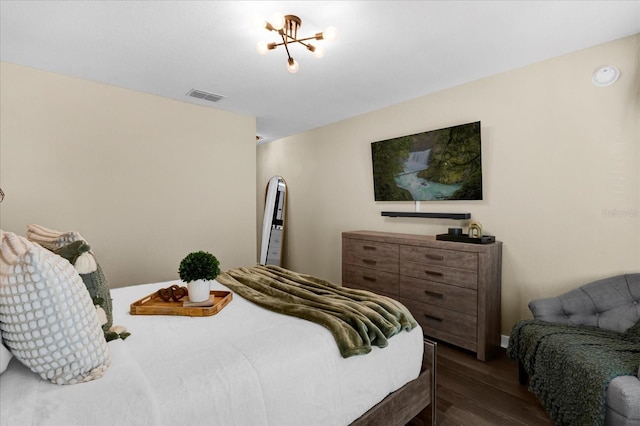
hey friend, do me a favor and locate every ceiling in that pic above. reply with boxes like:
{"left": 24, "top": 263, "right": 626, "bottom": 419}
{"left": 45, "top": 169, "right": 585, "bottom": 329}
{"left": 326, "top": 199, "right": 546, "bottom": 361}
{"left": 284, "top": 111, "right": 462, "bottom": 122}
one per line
{"left": 1, "top": 1, "right": 639, "bottom": 144}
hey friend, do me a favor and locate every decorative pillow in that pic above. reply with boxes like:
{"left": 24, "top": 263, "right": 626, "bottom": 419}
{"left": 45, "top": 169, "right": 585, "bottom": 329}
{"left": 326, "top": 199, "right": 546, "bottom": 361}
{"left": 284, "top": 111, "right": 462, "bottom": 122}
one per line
{"left": 0, "top": 231, "right": 110, "bottom": 384}
{"left": 0, "top": 343, "right": 12, "bottom": 374}
{"left": 26, "top": 223, "right": 84, "bottom": 249}
{"left": 26, "top": 224, "right": 119, "bottom": 340}
{"left": 51, "top": 241, "right": 113, "bottom": 334}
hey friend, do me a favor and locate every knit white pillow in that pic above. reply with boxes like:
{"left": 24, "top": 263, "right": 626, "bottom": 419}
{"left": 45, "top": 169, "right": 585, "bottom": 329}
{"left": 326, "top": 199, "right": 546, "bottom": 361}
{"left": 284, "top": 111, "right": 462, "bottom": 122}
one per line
{"left": 27, "top": 224, "right": 116, "bottom": 340}
{"left": 0, "top": 231, "right": 110, "bottom": 385}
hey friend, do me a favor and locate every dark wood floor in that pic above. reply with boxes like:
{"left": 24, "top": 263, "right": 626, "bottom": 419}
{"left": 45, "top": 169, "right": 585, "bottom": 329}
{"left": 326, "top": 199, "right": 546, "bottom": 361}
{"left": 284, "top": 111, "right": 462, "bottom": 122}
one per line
{"left": 411, "top": 342, "right": 553, "bottom": 426}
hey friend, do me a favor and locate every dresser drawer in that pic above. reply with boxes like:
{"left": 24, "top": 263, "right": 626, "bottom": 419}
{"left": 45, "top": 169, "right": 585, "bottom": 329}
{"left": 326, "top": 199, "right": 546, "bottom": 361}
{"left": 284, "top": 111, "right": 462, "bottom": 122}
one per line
{"left": 400, "top": 245, "right": 477, "bottom": 271}
{"left": 344, "top": 237, "right": 399, "bottom": 257}
{"left": 343, "top": 265, "right": 399, "bottom": 296}
{"left": 399, "top": 276, "right": 477, "bottom": 315}
{"left": 343, "top": 238, "right": 399, "bottom": 274}
{"left": 344, "top": 250, "right": 399, "bottom": 273}
{"left": 402, "top": 299, "right": 477, "bottom": 345}
{"left": 400, "top": 261, "right": 477, "bottom": 289}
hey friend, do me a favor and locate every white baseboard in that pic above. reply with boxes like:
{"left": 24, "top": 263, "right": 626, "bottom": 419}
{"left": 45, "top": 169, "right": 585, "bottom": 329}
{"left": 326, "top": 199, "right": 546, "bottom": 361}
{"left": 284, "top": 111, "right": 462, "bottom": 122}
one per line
{"left": 501, "top": 334, "right": 509, "bottom": 348}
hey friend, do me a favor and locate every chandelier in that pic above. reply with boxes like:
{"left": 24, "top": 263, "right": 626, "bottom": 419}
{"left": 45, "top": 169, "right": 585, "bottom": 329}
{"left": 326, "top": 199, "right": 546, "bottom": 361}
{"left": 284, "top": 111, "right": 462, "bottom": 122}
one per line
{"left": 255, "top": 13, "right": 337, "bottom": 74}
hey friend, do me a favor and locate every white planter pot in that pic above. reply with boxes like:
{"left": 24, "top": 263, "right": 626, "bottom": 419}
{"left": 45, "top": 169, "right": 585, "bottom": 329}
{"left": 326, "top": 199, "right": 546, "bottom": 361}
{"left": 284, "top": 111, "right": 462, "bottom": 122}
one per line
{"left": 187, "top": 279, "right": 211, "bottom": 302}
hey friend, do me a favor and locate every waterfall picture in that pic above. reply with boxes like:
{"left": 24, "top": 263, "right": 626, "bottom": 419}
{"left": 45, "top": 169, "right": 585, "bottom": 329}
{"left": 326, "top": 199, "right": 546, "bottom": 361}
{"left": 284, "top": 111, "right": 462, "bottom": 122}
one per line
{"left": 371, "top": 121, "right": 483, "bottom": 201}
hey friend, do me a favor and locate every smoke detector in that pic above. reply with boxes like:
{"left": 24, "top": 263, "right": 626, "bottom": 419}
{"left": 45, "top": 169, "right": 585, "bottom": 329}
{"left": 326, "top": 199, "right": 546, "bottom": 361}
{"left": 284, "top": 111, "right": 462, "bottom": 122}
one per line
{"left": 592, "top": 66, "right": 620, "bottom": 87}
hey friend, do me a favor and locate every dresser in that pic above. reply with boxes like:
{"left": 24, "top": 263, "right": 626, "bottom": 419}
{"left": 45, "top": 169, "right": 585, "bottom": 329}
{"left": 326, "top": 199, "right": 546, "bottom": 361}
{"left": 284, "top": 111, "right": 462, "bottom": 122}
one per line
{"left": 342, "top": 230, "right": 502, "bottom": 361}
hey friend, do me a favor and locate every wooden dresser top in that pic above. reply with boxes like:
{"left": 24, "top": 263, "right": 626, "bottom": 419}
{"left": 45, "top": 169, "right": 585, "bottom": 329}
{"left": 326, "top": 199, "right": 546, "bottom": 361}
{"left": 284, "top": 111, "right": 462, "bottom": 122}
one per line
{"left": 342, "top": 230, "right": 502, "bottom": 254}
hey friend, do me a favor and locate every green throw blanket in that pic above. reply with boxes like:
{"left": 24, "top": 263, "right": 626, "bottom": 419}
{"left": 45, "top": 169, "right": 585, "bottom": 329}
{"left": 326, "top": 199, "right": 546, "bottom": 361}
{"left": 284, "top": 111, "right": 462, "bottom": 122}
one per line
{"left": 216, "top": 265, "right": 417, "bottom": 358}
{"left": 508, "top": 319, "right": 640, "bottom": 426}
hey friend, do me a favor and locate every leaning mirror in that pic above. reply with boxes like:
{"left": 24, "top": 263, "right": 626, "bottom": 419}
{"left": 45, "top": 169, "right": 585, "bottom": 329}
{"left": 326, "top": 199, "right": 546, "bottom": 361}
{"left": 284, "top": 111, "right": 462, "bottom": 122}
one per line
{"left": 260, "top": 176, "right": 287, "bottom": 266}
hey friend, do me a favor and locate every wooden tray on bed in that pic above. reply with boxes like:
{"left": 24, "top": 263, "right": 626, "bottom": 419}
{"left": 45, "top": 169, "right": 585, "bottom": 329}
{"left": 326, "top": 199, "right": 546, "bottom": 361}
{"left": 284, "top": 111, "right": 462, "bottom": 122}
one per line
{"left": 130, "top": 289, "right": 232, "bottom": 317}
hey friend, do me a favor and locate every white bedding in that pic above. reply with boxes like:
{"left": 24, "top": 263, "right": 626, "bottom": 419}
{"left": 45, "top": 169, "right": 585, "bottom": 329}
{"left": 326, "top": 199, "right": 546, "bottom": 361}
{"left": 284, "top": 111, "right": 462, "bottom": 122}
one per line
{"left": 0, "top": 279, "right": 423, "bottom": 426}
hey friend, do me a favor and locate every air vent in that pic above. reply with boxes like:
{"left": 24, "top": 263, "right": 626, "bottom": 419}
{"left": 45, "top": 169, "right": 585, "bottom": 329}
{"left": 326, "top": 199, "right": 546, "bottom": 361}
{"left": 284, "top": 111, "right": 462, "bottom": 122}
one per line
{"left": 186, "top": 89, "right": 225, "bottom": 103}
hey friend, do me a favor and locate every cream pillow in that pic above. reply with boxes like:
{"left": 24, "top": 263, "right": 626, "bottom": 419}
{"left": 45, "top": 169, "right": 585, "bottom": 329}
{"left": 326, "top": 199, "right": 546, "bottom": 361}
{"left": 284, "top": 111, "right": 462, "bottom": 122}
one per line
{"left": 0, "top": 231, "right": 110, "bottom": 385}
{"left": 26, "top": 223, "right": 84, "bottom": 249}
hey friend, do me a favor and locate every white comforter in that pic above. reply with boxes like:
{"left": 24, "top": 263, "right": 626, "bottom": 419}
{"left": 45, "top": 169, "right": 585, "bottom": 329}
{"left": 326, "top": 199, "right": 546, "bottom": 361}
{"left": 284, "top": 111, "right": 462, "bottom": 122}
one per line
{"left": 0, "top": 279, "right": 423, "bottom": 426}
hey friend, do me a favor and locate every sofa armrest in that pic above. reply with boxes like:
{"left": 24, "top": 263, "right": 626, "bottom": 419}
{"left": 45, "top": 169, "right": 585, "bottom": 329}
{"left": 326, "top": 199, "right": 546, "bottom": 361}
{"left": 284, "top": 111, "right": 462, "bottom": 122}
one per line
{"left": 607, "top": 375, "right": 640, "bottom": 422}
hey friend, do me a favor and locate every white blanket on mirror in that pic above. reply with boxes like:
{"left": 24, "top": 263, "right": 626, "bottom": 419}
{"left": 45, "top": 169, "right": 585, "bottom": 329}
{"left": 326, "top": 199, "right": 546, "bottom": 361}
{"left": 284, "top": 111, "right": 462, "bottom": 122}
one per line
{"left": 0, "top": 279, "right": 423, "bottom": 426}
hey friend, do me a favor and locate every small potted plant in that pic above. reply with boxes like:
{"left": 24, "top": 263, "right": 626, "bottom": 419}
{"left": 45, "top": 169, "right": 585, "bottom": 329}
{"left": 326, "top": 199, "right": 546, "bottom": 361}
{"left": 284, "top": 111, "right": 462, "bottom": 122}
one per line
{"left": 178, "top": 251, "right": 220, "bottom": 302}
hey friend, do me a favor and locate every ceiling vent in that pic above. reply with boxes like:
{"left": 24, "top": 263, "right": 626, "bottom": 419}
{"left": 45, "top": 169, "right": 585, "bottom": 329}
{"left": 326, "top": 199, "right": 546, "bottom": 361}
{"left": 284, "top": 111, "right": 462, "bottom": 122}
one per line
{"left": 186, "top": 89, "right": 225, "bottom": 103}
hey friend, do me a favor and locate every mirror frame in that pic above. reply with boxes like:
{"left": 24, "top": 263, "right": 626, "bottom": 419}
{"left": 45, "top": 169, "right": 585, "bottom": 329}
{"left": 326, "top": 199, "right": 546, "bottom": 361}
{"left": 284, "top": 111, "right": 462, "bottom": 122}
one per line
{"left": 259, "top": 176, "right": 287, "bottom": 265}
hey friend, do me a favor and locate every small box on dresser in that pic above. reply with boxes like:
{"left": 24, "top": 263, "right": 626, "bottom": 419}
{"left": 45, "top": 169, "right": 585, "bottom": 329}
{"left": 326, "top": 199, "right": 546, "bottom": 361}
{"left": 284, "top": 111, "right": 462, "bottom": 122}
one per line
{"left": 342, "top": 230, "right": 502, "bottom": 361}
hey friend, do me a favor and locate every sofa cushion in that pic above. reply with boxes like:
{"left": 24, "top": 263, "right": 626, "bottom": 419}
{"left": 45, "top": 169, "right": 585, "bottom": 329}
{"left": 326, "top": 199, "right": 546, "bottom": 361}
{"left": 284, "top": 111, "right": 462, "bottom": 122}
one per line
{"left": 528, "top": 274, "right": 640, "bottom": 333}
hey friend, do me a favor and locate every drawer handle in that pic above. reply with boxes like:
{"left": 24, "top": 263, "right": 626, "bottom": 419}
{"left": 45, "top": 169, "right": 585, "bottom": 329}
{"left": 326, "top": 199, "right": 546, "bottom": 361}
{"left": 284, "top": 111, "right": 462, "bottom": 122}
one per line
{"left": 424, "top": 270, "right": 443, "bottom": 277}
{"left": 363, "top": 246, "right": 377, "bottom": 251}
{"left": 363, "top": 276, "right": 377, "bottom": 282}
{"left": 363, "top": 259, "right": 377, "bottom": 265}
{"left": 425, "top": 254, "right": 444, "bottom": 261}
{"left": 424, "top": 314, "right": 443, "bottom": 323}
{"left": 424, "top": 290, "right": 444, "bottom": 299}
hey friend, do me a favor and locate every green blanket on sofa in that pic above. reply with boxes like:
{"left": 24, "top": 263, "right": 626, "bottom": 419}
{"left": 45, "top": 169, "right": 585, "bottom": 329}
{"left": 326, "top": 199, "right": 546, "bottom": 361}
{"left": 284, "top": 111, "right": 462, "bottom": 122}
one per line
{"left": 508, "top": 320, "right": 640, "bottom": 426}
{"left": 216, "top": 265, "right": 417, "bottom": 358}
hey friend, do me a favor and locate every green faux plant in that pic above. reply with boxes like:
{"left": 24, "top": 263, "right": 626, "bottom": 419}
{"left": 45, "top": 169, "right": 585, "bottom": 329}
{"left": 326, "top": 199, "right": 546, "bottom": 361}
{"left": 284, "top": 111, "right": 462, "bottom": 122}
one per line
{"left": 178, "top": 251, "right": 221, "bottom": 283}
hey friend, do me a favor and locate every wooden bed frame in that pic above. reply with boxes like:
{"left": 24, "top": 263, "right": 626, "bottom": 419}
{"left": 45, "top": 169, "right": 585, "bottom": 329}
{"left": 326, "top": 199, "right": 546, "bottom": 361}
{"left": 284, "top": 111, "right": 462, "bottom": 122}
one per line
{"left": 351, "top": 339, "right": 437, "bottom": 426}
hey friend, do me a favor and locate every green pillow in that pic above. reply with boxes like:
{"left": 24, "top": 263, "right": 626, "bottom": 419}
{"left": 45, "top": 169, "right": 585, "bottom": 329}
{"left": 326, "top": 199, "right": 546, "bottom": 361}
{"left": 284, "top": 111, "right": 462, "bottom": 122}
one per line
{"left": 52, "top": 240, "right": 113, "bottom": 337}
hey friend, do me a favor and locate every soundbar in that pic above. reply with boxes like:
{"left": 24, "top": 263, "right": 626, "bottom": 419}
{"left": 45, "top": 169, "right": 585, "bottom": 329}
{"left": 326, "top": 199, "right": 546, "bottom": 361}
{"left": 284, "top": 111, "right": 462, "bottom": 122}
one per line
{"left": 381, "top": 212, "right": 471, "bottom": 220}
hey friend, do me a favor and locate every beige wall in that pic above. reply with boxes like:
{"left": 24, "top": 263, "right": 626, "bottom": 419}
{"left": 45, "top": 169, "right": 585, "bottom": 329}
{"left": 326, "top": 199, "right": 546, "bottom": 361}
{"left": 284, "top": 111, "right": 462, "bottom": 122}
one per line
{"left": 257, "top": 35, "right": 640, "bottom": 335}
{"left": 1, "top": 62, "right": 257, "bottom": 288}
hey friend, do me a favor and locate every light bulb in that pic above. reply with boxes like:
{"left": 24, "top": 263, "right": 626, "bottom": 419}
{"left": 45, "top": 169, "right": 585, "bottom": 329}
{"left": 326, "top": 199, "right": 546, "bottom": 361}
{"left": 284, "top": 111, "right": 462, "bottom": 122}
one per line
{"left": 313, "top": 46, "right": 325, "bottom": 58}
{"left": 322, "top": 26, "right": 338, "bottom": 42}
{"left": 287, "top": 58, "right": 299, "bottom": 74}
{"left": 256, "top": 41, "right": 269, "bottom": 55}
{"left": 269, "top": 13, "right": 285, "bottom": 30}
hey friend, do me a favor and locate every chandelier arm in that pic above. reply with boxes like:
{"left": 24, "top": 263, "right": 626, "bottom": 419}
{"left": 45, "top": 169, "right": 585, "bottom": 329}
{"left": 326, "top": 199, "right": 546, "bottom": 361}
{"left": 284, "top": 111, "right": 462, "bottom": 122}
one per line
{"left": 294, "top": 35, "right": 323, "bottom": 43}
{"left": 281, "top": 33, "right": 292, "bottom": 60}
{"left": 268, "top": 39, "right": 314, "bottom": 49}
{"left": 294, "top": 40, "right": 314, "bottom": 50}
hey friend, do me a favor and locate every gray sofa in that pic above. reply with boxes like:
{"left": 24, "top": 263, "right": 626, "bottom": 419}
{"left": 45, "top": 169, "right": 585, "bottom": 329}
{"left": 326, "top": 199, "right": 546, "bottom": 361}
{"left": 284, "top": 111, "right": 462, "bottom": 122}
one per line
{"left": 526, "top": 273, "right": 640, "bottom": 426}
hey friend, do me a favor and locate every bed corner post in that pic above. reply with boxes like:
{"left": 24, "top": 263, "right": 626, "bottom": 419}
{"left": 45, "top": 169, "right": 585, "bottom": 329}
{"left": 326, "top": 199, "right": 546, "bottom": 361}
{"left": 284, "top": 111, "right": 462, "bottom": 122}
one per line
{"left": 518, "top": 360, "right": 528, "bottom": 385}
{"left": 423, "top": 338, "right": 437, "bottom": 426}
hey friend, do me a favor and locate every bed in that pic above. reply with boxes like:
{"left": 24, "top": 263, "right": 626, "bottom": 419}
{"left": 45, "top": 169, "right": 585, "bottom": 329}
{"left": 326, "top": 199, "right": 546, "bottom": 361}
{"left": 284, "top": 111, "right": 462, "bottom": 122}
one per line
{"left": 0, "top": 230, "right": 436, "bottom": 426}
